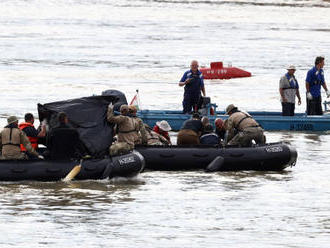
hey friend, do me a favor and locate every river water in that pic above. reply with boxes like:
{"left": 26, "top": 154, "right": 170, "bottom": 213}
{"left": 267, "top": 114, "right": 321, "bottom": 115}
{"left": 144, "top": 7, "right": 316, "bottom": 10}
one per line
{"left": 1, "top": 0, "right": 330, "bottom": 247}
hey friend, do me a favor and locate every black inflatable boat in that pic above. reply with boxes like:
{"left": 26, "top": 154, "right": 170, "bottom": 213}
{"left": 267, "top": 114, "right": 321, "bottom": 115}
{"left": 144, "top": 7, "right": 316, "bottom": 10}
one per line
{"left": 136, "top": 142, "right": 297, "bottom": 171}
{"left": 0, "top": 151, "right": 145, "bottom": 181}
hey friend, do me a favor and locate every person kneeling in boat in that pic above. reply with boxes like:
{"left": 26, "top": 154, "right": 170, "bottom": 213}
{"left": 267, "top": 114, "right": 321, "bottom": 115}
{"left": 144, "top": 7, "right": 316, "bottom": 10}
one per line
{"left": 0, "top": 116, "right": 43, "bottom": 160}
{"left": 107, "top": 104, "right": 147, "bottom": 156}
{"left": 46, "top": 112, "right": 85, "bottom": 160}
{"left": 225, "top": 104, "right": 265, "bottom": 147}
{"left": 199, "top": 124, "right": 219, "bottom": 145}
{"left": 152, "top": 120, "right": 172, "bottom": 145}
{"left": 144, "top": 124, "right": 171, "bottom": 146}
{"left": 177, "top": 113, "right": 203, "bottom": 145}
{"left": 19, "top": 113, "right": 47, "bottom": 155}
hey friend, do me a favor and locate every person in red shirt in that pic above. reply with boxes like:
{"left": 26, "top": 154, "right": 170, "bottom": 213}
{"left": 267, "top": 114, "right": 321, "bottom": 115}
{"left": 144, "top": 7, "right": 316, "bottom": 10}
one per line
{"left": 153, "top": 120, "right": 172, "bottom": 144}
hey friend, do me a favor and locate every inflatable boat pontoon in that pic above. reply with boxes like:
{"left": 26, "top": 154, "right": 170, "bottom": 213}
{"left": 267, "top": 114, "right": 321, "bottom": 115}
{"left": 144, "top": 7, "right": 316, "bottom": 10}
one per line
{"left": 136, "top": 142, "right": 297, "bottom": 171}
{"left": 0, "top": 151, "right": 145, "bottom": 181}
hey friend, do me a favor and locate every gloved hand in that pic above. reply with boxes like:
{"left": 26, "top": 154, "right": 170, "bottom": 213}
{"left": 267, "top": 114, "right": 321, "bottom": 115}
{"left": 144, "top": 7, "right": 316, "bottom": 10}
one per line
{"left": 326, "top": 91, "right": 330, "bottom": 98}
{"left": 307, "top": 92, "right": 313, "bottom": 100}
{"left": 38, "top": 155, "right": 45, "bottom": 160}
{"left": 108, "top": 102, "right": 113, "bottom": 108}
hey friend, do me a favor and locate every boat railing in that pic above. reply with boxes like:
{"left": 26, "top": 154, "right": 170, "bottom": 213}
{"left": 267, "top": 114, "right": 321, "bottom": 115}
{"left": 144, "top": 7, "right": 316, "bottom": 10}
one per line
{"left": 323, "top": 101, "right": 330, "bottom": 112}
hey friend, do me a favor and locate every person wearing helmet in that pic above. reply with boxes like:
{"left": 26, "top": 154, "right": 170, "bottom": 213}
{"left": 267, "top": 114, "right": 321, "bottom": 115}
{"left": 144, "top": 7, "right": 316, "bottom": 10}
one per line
{"left": 306, "top": 56, "right": 330, "bottom": 115}
{"left": 179, "top": 60, "right": 206, "bottom": 114}
{"left": 107, "top": 104, "right": 147, "bottom": 156}
{"left": 279, "top": 65, "right": 301, "bottom": 116}
{"left": 225, "top": 104, "right": 265, "bottom": 147}
{"left": 0, "top": 116, "right": 41, "bottom": 160}
{"left": 153, "top": 120, "right": 171, "bottom": 144}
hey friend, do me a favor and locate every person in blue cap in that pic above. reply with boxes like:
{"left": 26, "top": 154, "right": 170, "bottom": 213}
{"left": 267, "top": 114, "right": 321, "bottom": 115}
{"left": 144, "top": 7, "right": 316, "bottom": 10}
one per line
{"left": 306, "top": 56, "right": 330, "bottom": 115}
{"left": 179, "top": 60, "right": 206, "bottom": 114}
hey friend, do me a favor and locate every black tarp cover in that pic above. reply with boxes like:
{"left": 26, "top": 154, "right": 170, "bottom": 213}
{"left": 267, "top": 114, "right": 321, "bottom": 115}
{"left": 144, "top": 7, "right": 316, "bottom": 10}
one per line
{"left": 38, "top": 90, "right": 127, "bottom": 157}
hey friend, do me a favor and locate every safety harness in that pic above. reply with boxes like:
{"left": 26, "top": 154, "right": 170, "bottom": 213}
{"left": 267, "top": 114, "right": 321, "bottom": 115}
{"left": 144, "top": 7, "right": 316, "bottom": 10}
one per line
{"left": 2, "top": 128, "right": 20, "bottom": 147}
{"left": 235, "top": 112, "right": 260, "bottom": 131}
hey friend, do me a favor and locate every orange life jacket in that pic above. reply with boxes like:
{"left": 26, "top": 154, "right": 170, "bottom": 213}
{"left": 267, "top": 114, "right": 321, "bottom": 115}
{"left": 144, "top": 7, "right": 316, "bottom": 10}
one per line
{"left": 18, "top": 122, "right": 38, "bottom": 151}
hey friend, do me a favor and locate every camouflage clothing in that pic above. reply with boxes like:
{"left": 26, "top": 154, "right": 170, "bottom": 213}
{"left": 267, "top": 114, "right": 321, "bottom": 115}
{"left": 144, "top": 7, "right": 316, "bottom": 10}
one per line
{"left": 131, "top": 116, "right": 148, "bottom": 145}
{"left": 107, "top": 106, "right": 145, "bottom": 146}
{"left": 226, "top": 111, "right": 265, "bottom": 147}
{"left": 145, "top": 127, "right": 170, "bottom": 146}
{"left": 0, "top": 127, "right": 39, "bottom": 160}
{"left": 107, "top": 106, "right": 147, "bottom": 156}
{"left": 109, "top": 142, "right": 133, "bottom": 156}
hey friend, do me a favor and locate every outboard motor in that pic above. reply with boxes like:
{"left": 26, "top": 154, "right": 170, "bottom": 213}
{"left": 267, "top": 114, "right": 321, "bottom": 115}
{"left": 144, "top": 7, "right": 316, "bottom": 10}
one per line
{"left": 109, "top": 151, "right": 145, "bottom": 178}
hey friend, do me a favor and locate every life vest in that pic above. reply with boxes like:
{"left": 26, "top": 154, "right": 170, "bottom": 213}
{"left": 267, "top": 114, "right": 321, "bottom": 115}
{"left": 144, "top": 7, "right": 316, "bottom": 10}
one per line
{"left": 283, "top": 73, "right": 299, "bottom": 89}
{"left": 18, "top": 122, "right": 38, "bottom": 151}
{"left": 1, "top": 128, "right": 21, "bottom": 148}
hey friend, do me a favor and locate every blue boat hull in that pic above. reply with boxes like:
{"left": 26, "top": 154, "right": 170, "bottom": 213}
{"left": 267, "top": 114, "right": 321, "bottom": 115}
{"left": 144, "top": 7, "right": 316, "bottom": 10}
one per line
{"left": 138, "top": 110, "right": 330, "bottom": 131}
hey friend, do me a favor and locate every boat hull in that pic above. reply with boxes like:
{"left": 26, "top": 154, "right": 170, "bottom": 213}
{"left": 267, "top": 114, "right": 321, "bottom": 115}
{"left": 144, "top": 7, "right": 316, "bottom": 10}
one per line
{"left": 135, "top": 143, "right": 297, "bottom": 171}
{"left": 138, "top": 110, "right": 330, "bottom": 131}
{"left": 0, "top": 151, "right": 145, "bottom": 181}
{"left": 199, "top": 61, "right": 251, "bottom": 80}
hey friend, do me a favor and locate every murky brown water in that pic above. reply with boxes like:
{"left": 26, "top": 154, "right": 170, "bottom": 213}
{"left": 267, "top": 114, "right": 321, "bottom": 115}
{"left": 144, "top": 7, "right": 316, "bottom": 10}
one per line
{"left": 1, "top": 0, "right": 330, "bottom": 247}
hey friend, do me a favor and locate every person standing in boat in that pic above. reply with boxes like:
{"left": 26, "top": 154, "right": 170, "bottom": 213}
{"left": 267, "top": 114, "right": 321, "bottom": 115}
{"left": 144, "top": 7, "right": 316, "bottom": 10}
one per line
{"left": 225, "top": 104, "right": 265, "bottom": 147}
{"left": 107, "top": 104, "right": 147, "bottom": 156}
{"left": 177, "top": 113, "right": 203, "bottom": 145}
{"left": 0, "top": 116, "right": 42, "bottom": 160}
{"left": 306, "top": 56, "right": 330, "bottom": 115}
{"left": 19, "top": 113, "right": 47, "bottom": 153}
{"left": 152, "top": 120, "right": 172, "bottom": 144}
{"left": 179, "top": 60, "right": 206, "bottom": 114}
{"left": 279, "top": 65, "right": 301, "bottom": 116}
